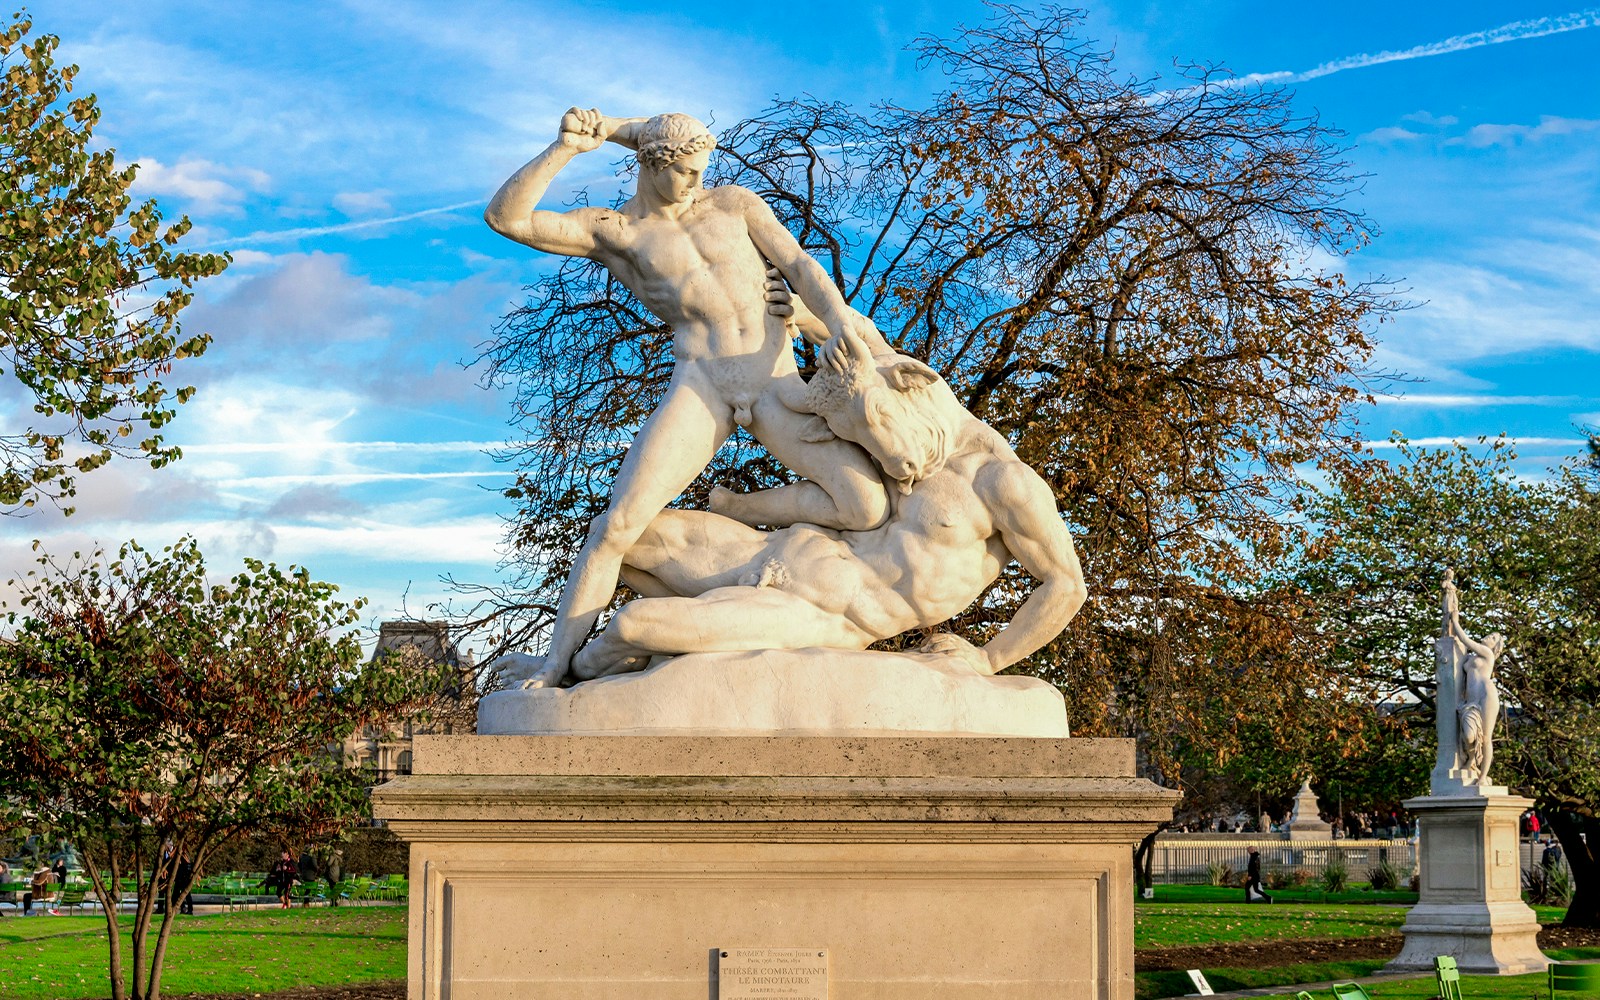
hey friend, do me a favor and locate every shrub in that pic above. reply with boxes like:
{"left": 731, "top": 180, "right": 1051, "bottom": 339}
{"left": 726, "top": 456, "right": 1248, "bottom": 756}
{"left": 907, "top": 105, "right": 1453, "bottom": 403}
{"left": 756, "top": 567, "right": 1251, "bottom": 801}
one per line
{"left": 1525, "top": 864, "right": 1574, "bottom": 906}
{"left": 1265, "top": 867, "right": 1313, "bottom": 889}
{"left": 1320, "top": 856, "right": 1349, "bottom": 892}
{"left": 1365, "top": 860, "right": 1402, "bottom": 891}
{"left": 1205, "top": 860, "right": 1236, "bottom": 886}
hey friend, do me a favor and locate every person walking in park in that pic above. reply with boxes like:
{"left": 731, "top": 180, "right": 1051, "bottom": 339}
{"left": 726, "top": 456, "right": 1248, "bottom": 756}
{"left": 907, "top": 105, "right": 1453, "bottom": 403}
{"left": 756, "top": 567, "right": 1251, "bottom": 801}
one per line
{"left": 1542, "top": 838, "right": 1564, "bottom": 871}
{"left": 268, "top": 850, "right": 298, "bottom": 909}
{"left": 175, "top": 853, "right": 195, "bottom": 915}
{"left": 1245, "top": 845, "right": 1273, "bottom": 904}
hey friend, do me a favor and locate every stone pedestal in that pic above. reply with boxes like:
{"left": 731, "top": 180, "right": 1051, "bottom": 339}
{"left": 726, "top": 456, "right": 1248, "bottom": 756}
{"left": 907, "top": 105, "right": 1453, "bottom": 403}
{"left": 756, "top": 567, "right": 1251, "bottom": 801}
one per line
{"left": 1285, "top": 778, "right": 1333, "bottom": 841}
{"left": 372, "top": 735, "right": 1178, "bottom": 1000}
{"left": 1384, "top": 793, "right": 1548, "bottom": 975}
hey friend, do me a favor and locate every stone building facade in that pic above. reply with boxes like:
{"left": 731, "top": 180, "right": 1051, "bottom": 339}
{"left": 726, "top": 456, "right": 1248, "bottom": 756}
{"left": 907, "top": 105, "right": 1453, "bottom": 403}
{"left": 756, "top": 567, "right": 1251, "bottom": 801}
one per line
{"left": 338, "top": 621, "right": 477, "bottom": 783}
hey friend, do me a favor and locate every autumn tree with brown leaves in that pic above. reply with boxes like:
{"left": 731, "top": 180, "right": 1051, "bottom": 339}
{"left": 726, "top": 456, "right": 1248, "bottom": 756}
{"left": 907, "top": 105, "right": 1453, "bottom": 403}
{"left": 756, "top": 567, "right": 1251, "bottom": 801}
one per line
{"left": 463, "top": 6, "right": 1393, "bottom": 779}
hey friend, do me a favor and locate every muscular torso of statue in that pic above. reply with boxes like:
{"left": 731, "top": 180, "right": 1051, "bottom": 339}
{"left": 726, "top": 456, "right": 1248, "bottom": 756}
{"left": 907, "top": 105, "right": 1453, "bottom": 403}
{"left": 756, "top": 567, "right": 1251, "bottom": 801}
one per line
{"left": 593, "top": 189, "right": 790, "bottom": 375}
{"left": 826, "top": 427, "right": 1013, "bottom": 636}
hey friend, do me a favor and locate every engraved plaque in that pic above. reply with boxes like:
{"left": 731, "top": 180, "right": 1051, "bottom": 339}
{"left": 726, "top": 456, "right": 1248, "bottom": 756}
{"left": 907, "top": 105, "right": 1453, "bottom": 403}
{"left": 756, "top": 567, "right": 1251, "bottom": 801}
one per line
{"left": 1426, "top": 825, "right": 1480, "bottom": 891}
{"left": 719, "top": 948, "right": 829, "bottom": 999}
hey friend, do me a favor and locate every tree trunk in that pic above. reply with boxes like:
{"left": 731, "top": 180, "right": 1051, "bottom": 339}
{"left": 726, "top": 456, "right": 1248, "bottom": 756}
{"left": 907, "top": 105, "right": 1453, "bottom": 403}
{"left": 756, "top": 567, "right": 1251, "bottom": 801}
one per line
{"left": 130, "top": 838, "right": 157, "bottom": 1000}
{"left": 1551, "top": 811, "right": 1600, "bottom": 927}
{"left": 146, "top": 905, "right": 181, "bottom": 1000}
{"left": 82, "top": 845, "right": 129, "bottom": 1000}
{"left": 1133, "top": 825, "right": 1165, "bottom": 892}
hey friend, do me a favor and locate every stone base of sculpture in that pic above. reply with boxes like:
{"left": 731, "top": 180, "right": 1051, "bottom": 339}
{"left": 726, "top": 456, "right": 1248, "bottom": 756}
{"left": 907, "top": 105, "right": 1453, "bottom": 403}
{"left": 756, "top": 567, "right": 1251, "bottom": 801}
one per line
{"left": 1383, "top": 793, "right": 1548, "bottom": 975}
{"left": 479, "top": 648, "right": 1071, "bottom": 737}
{"left": 1285, "top": 777, "right": 1335, "bottom": 841}
{"left": 371, "top": 735, "right": 1177, "bottom": 1000}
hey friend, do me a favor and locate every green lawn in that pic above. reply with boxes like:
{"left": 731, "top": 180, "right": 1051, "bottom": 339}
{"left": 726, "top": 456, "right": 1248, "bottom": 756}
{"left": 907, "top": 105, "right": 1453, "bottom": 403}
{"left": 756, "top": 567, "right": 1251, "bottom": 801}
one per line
{"left": 1136, "top": 901, "right": 1407, "bottom": 949}
{"left": 1134, "top": 899, "right": 1595, "bottom": 999}
{"left": 1158, "top": 966, "right": 1593, "bottom": 998}
{"left": 3, "top": 898, "right": 1592, "bottom": 1000}
{"left": 0, "top": 907, "right": 405, "bottom": 999}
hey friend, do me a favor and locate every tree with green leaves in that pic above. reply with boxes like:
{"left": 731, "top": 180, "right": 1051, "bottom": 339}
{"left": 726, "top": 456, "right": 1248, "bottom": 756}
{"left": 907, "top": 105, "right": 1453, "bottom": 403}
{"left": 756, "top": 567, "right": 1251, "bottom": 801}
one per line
{"left": 1, "top": 12, "right": 227, "bottom": 514}
{"left": 0, "top": 538, "right": 452, "bottom": 1000}
{"left": 463, "top": 5, "right": 1392, "bottom": 780}
{"left": 1301, "top": 439, "right": 1600, "bottom": 925}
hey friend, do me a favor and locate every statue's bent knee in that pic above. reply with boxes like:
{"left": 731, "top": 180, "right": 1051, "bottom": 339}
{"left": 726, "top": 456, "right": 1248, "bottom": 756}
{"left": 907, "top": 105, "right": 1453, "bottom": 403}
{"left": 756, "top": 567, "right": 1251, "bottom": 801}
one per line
{"left": 836, "top": 485, "right": 890, "bottom": 532}
{"left": 609, "top": 602, "right": 655, "bottom": 645}
{"left": 586, "top": 509, "right": 648, "bottom": 556}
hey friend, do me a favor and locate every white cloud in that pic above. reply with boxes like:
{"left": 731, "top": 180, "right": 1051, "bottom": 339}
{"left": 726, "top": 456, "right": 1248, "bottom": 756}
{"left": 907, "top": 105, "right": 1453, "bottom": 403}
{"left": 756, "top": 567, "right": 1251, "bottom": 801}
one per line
{"left": 1463, "top": 116, "right": 1600, "bottom": 148}
{"left": 1374, "top": 393, "right": 1580, "bottom": 407}
{"left": 264, "top": 484, "right": 368, "bottom": 520}
{"left": 1368, "top": 222, "right": 1600, "bottom": 363}
{"left": 183, "top": 252, "right": 409, "bottom": 358}
{"left": 226, "top": 249, "right": 278, "bottom": 269}
{"left": 214, "top": 470, "right": 512, "bottom": 490}
{"left": 334, "top": 190, "right": 394, "bottom": 218}
{"left": 210, "top": 201, "right": 484, "bottom": 250}
{"left": 177, "top": 440, "right": 500, "bottom": 456}
{"left": 131, "top": 157, "right": 270, "bottom": 214}
{"left": 1364, "top": 435, "right": 1588, "bottom": 449}
{"left": 186, "top": 379, "right": 363, "bottom": 449}
{"left": 1362, "top": 126, "right": 1426, "bottom": 144}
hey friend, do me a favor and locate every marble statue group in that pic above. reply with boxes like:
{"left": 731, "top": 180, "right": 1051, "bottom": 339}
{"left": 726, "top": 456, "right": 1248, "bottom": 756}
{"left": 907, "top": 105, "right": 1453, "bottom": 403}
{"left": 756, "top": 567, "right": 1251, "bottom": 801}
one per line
{"left": 483, "top": 108, "right": 1086, "bottom": 693}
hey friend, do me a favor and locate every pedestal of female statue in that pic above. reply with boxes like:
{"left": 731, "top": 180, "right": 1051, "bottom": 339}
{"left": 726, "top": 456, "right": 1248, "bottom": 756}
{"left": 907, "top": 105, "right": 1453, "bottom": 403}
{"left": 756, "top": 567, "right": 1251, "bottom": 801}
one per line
{"left": 1383, "top": 792, "right": 1547, "bottom": 974}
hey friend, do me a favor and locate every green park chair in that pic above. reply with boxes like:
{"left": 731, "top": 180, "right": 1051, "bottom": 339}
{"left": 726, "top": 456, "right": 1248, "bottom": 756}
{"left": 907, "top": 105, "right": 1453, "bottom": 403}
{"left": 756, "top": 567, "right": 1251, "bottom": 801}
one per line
{"left": 56, "top": 885, "right": 88, "bottom": 914}
{"left": 223, "top": 877, "right": 254, "bottom": 911}
{"left": 1433, "top": 954, "right": 1461, "bottom": 1000}
{"left": 1294, "top": 992, "right": 1314, "bottom": 1000}
{"left": 1549, "top": 961, "right": 1600, "bottom": 996}
{"left": 379, "top": 873, "right": 407, "bottom": 902}
{"left": 1330, "top": 984, "right": 1373, "bottom": 1000}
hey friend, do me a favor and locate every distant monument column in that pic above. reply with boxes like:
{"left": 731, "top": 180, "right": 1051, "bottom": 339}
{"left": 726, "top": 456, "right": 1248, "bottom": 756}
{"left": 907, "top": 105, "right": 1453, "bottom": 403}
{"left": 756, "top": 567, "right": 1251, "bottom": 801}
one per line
{"left": 1384, "top": 571, "right": 1546, "bottom": 975}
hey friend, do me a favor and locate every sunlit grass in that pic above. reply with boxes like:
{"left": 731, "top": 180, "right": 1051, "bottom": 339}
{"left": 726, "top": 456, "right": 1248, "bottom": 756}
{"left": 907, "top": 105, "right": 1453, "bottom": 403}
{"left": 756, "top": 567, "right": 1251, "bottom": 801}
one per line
{"left": 0, "top": 907, "right": 404, "bottom": 999}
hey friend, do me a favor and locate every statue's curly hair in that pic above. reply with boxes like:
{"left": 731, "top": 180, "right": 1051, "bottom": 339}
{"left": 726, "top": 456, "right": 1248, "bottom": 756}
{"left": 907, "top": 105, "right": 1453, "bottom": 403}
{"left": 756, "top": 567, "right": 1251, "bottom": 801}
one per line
{"left": 635, "top": 113, "right": 716, "bottom": 170}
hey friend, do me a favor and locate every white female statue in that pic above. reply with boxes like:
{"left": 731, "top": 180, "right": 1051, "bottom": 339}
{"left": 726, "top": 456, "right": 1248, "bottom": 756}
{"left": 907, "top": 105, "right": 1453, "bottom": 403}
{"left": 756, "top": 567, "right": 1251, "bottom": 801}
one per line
{"left": 1441, "top": 569, "right": 1504, "bottom": 786}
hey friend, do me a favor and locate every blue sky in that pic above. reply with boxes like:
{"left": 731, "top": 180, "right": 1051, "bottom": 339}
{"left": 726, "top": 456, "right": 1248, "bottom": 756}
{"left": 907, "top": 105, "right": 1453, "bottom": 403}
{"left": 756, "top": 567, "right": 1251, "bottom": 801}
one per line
{"left": 8, "top": 1, "right": 1597, "bottom": 650}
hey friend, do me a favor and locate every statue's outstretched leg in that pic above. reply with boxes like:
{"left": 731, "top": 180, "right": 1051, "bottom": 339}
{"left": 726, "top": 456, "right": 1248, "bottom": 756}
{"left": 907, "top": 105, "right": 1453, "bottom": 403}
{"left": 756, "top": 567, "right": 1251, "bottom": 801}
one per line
{"left": 570, "top": 586, "right": 873, "bottom": 680}
{"left": 533, "top": 369, "right": 733, "bottom": 686}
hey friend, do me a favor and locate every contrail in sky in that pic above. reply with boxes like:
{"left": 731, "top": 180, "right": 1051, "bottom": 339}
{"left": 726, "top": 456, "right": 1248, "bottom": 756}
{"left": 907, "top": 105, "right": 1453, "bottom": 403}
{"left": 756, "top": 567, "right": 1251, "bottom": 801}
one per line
{"left": 214, "top": 11, "right": 1600, "bottom": 248}
{"left": 205, "top": 199, "right": 483, "bottom": 250}
{"left": 215, "top": 470, "right": 513, "bottom": 489}
{"left": 178, "top": 440, "right": 501, "bottom": 456}
{"left": 1221, "top": 8, "right": 1600, "bottom": 87}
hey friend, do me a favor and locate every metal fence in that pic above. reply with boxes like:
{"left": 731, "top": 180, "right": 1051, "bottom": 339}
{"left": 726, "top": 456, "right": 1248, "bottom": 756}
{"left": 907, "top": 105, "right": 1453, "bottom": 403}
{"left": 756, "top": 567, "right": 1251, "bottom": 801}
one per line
{"left": 1149, "top": 837, "right": 1417, "bottom": 885}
